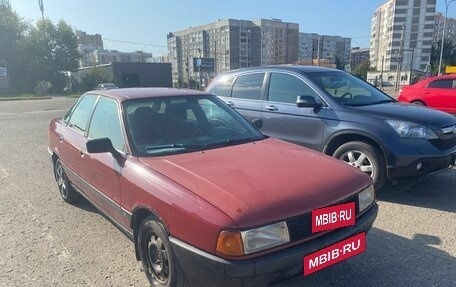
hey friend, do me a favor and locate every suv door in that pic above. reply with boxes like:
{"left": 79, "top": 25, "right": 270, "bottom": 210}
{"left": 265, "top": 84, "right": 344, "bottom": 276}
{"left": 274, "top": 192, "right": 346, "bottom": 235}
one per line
{"left": 215, "top": 72, "right": 266, "bottom": 123}
{"left": 261, "top": 72, "right": 327, "bottom": 151}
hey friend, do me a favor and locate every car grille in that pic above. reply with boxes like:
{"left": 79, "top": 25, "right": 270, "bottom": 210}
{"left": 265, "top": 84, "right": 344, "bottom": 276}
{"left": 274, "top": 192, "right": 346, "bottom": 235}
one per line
{"left": 429, "top": 137, "right": 456, "bottom": 150}
{"left": 286, "top": 194, "right": 359, "bottom": 242}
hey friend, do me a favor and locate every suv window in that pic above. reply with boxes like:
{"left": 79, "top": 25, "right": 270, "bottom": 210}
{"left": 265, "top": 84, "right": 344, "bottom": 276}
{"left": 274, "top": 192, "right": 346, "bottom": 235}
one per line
{"left": 67, "top": 95, "right": 98, "bottom": 133}
{"left": 268, "top": 73, "right": 319, "bottom": 104}
{"left": 210, "top": 77, "right": 234, "bottom": 97}
{"left": 428, "top": 79, "right": 453, "bottom": 89}
{"left": 231, "top": 73, "right": 265, "bottom": 100}
{"left": 88, "top": 97, "right": 125, "bottom": 151}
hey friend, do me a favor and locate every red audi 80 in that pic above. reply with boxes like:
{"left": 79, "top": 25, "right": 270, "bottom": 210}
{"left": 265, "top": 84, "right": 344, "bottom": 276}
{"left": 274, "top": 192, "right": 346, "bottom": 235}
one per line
{"left": 398, "top": 75, "right": 456, "bottom": 114}
{"left": 48, "top": 88, "right": 378, "bottom": 286}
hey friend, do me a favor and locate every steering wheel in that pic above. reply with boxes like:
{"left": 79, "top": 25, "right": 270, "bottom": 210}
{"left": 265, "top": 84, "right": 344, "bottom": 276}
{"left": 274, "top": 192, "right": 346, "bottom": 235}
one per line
{"left": 341, "top": 92, "right": 353, "bottom": 99}
{"left": 208, "top": 117, "right": 227, "bottom": 128}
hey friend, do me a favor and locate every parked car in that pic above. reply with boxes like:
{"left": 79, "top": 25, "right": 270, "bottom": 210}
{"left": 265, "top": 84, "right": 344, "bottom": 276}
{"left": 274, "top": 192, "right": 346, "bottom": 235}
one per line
{"left": 207, "top": 66, "right": 456, "bottom": 190}
{"left": 96, "top": 82, "right": 118, "bottom": 90}
{"left": 48, "top": 88, "right": 377, "bottom": 287}
{"left": 398, "top": 75, "right": 456, "bottom": 114}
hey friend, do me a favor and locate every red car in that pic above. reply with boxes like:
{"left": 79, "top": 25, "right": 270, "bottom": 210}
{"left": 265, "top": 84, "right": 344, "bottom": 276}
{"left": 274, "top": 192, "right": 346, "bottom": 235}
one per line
{"left": 48, "top": 88, "right": 377, "bottom": 286}
{"left": 398, "top": 75, "right": 456, "bottom": 114}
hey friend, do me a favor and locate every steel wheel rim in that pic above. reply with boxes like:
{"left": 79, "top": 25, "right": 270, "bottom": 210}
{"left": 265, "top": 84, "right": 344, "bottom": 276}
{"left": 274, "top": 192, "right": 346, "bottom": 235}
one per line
{"left": 339, "top": 150, "right": 375, "bottom": 178}
{"left": 146, "top": 233, "right": 170, "bottom": 285}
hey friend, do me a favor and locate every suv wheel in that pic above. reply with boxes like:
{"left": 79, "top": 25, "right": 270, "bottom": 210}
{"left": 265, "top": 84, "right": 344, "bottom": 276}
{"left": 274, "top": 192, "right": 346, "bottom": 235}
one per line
{"left": 333, "top": 141, "right": 386, "bottom": 190}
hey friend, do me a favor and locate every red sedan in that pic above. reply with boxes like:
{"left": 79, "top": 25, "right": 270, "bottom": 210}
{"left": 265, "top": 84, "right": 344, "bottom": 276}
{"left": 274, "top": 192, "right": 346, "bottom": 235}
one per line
{"left": 398, "top": 75, "right": 456, "bottom": 114}
{"left": 48, "top": 88, "right": 377, "bottom": 286}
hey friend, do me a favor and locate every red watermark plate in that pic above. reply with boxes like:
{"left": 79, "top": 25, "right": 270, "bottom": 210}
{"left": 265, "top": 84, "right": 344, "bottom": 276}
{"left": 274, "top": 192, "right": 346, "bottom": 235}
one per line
{"left": 303, "top": 232, "right": 366, "bottom": 275}
{"left": 312, "top": 202, "right": 356, "bottom": 233}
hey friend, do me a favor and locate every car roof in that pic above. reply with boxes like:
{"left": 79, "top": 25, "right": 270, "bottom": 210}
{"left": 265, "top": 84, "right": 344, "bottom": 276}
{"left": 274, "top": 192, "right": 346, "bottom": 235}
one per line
{"left": 86, "top": 87, "right": 211, "bottom": 103}
{"left": 214, "top": 65, "right": 342, "bottom": 77}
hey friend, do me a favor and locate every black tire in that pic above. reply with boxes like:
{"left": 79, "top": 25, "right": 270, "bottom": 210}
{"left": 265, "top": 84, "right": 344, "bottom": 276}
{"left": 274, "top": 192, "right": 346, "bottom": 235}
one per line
{"left": 411, "top": 100, "right": 425, "bottom": 106}
{"left": 54, "top": 159, "right": 80, "bottom": 204}
{"left": 333, "top": 141, "right": 386, "bottom": 190}
{"left": 138, "top": 217, "right": 186, "bottom": 287}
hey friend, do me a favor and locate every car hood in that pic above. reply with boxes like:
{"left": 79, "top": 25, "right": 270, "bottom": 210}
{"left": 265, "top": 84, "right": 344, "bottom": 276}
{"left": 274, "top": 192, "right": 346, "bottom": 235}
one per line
{"left": 351, "top": 102, "right": 456, "bottom": 129}
{"left": 139, "top": 138, "right": 371, "bottom": 228}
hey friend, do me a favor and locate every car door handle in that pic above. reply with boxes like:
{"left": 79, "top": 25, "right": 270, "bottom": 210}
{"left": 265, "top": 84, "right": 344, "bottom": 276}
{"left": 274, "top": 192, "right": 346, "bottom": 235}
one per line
{"left": 59, "top": 136, "right": 64, "bottom": 143}
{"left": 79, "top": 149, "right": 85, "bottom": 158}
{"left": 225, "top": 101, "right": 234, "bottom": 107}
{"left": 264, "top": 105, "right": 278, "bottom": 111}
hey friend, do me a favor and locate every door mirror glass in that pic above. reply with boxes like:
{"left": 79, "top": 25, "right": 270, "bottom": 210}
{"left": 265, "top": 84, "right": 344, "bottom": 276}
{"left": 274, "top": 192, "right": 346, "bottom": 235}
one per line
{"left": 296, "top": 95, "right": 322, "bottom": 108}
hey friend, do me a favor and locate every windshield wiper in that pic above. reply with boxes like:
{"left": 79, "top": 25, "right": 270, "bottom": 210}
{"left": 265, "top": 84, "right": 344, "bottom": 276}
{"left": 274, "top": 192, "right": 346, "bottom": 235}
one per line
{"left": 205, "top": 137, "right": 259, "bottom": 148}
{"left": 145, "top": 143, "right": 204, "bottom": 151}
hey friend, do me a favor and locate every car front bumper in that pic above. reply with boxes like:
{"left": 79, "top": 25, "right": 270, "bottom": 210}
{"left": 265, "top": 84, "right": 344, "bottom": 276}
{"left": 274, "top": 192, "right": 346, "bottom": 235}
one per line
{"left": 387, "top": 151, "right": 456, "bottom": 180}
{"left": 170, "top": 203, "right": 378, "bottom": 287}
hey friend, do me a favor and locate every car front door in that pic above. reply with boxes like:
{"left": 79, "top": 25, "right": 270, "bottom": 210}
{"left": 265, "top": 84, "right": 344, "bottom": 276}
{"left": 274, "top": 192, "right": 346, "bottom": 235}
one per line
{"left": 426, "top": 79, "right": 456, "bottom": 113}
{"left": 260, "top": 72, "right": 327, "bottom": 151}
{"left": 81, "top": 96, "right": 127, "bottom": 225}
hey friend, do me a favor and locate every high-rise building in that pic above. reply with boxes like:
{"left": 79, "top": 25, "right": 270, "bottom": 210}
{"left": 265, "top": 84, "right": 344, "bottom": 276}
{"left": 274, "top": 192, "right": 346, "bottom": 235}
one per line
{"left": 298, "top": 33, "right": 351, "bottom": 68}
{"left": 434, "top": 12, "right": 456, "bottom": 45}
{"left": 370, "top": 0, "right": 436, "bottom": 75}
{"left": 75, "top": 30, "right": 104, "bottom": 67}
{"left": 167, "top": 19, "right": 299, "bottom": 88}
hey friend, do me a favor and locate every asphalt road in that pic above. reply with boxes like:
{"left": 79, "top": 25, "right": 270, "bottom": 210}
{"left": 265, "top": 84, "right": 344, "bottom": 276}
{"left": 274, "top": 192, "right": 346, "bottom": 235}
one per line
{"left": 0, "top": 97, "right": 455, "bottom": 287}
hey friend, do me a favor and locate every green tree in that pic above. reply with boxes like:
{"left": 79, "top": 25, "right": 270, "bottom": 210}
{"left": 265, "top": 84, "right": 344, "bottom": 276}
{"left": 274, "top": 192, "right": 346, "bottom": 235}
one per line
{"left": 0, "top": 1, "right": 27, "bottom": 92}
{"left": 430, "top": 39, "right": 456, "bottom": 75}
{"left": 80, "top": 67, "right": 110, "bottom": 91}
{"left": 22, "top": 19, "right": 80, "bottom": 92}
{"left": 351, "top": 60, "right": 374, "bottom": 81}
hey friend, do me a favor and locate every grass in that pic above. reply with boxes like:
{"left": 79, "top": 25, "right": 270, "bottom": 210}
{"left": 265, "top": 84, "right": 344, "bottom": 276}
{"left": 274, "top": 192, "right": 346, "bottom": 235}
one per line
{"left": 0, "top": 93, "right": 81, "bottom": 101}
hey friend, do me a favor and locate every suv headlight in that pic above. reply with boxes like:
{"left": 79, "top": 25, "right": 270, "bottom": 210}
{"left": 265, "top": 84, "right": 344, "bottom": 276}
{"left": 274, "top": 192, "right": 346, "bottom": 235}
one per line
{"left": 216, "top": 221, "right": 290, "bottom": 256}
{"left": 358, "top": 185, "right": 375, "bottom": 213}
{"left": 386, "top": 120, "right": 438, "bottom": 139}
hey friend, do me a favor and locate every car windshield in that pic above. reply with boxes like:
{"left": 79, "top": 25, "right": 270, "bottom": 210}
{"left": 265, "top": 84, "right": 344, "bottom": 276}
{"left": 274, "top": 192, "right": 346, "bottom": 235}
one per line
{"left": 123, "top": 95, "right": 265, "bottom": 156}
{"left": 308, "top": 71, "right": 395, "bottom": 106}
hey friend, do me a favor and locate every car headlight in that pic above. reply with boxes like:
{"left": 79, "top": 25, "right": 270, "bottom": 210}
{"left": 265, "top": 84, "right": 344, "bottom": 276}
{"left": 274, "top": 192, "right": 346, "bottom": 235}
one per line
{"left": 358, "top": 185, "right": 375, "bottom": 213}
{"left": 216, "top": 221, "right": 290, "bottom": 256}
{"left": 386, "top": 120, "right": 438, "bottom": 139}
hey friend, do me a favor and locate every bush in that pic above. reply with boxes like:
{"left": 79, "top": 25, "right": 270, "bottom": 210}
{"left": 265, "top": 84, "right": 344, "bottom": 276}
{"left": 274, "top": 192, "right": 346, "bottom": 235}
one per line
{"left": 34, "top": 81, "right": 52, "bottom": 96}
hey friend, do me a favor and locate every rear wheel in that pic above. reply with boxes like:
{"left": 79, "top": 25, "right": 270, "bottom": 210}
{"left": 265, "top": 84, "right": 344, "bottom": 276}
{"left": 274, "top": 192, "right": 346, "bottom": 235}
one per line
{"left": 138, "top": 217, "right": 186, "bottom": 287}
{"left": 54, "top": 159, "right": 80, "bottom": 203}
{"left": 333, "top": 141, "right": 386, "bottom": 190}
{"left": 411, "top": 100, "right": 425, "bottom": 106}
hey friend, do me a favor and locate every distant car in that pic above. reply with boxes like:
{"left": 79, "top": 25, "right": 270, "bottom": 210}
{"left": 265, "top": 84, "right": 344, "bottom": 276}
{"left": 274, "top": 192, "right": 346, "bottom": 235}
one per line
{"left": 207, "top": 66, "right": 456, "bottom": 190}
{"left": 48, "top": 88, "right": 377, "bottom": 287}
{"left": 398, "top": 75, "right": 456, "bottom": 114}
{"left": 96, "top": 82, "right": 118, "bottom": 90}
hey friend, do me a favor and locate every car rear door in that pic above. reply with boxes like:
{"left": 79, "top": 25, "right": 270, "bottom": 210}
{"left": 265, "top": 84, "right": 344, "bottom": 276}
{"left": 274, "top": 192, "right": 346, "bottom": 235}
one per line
{"left": 260, "top": 72, "right": 327, "bottom": 151}
{"left": 213, "top": 72, "right": 266, "bottom": 124}
{"left": 57, "top": 94, "right": 98, "bottom": 190}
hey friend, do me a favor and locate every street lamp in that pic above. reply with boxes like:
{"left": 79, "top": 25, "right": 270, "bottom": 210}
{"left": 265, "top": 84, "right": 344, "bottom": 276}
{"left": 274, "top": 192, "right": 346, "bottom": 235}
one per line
{"left": 438, "top": 0, "right": 456, "bottom": 76}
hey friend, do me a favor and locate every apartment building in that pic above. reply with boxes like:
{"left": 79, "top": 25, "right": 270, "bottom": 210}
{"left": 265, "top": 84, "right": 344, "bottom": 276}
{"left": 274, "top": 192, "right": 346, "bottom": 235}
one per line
{"left": 370, "top": 0, "right": 436, "bottom": 77}
{"left": 298, "top": 33, "right": 351, "bottom": 68}
{"left": 87, "top": 50, "right": 153, "bottom": 66}
{"left": 434, "top": 12, "right": 456, "bottom": 44}
{"left": 167, "top": 18, "right": 299, "bottom": 88}
{"left": 76, "top": 30, "right": 104, "bottom": 67}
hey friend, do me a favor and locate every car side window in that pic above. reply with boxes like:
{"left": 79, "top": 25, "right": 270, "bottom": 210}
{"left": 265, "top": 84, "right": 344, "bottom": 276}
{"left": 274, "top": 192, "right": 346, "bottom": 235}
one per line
{"left": 210, "top": 77, "right": 234, "bottom": 97}
{"left": 87, "top": 97, "right": 125, "bottom": 152}
{"left": 67, "top": 95, "right": 98, "bottom": 133}
{"left": 231, "top": 73, "right": 265, "bottom": 100}
{"left": 268, "top": 73, "right": 319, "bottom": 104}
{"left": 428, "top": 79, "right": 453, "bottom": 89}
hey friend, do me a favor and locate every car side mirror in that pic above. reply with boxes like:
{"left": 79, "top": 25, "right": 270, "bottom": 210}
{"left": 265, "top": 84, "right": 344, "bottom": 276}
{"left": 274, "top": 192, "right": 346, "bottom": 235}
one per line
{"left": 252, "top": 119, "right": 263, "bottom": 130}
{"left": 86, "top": 138, "right": 123, "bottom": 161}
{"left": 296, "top": 95, "right": 323, "bottom": 109}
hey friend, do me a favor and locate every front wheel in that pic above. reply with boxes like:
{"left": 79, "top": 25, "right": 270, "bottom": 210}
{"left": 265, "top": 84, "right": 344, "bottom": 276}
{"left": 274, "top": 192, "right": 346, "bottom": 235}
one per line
{"left": 333, "top": 141, "right": 386, "bottom": 190}
{"left": 138, "top": 217, "right": 186, "bottom": 287}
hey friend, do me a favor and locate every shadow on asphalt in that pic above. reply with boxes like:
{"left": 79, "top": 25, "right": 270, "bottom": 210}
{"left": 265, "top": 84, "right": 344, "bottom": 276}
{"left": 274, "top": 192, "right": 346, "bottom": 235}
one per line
{"left": 276, "top": 227, "right": 456, "bottom": 286}
{"left": 73, "top": 197, "right": 99, "bottom": 214}
{"left": 376, "top": 167, "right": 456, "bottom": 213}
